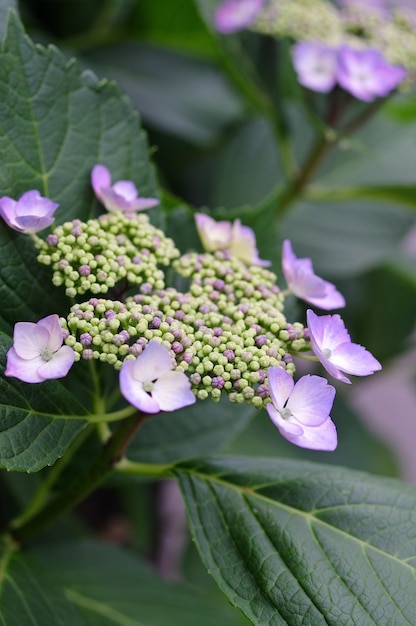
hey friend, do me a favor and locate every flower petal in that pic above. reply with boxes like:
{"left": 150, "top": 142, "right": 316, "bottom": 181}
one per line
{"left": 292, "top": 41, "right": 338, "bottom": 93}
{"left": 331, "top": 342, "right": 382, "bottom": 377}
{"left": 267, "top": 366, "right": 293, "bottom": 412}
{"left": 282, "top": 416, "right": 338, "bottom": 451}
{"left": 0, "top": 196, "right": 20, "bottom": 230}
{"left": 133, "top": 341, "right": 174, "bottom": 382}
{"left": 112, "top": 180, "right": 139, "bottom": 202}
{"left": 152, "top": 371, "right": 196, "bottom": 412}
{"left": 13, "top": 322, "right": 50, "bottom": 360}
{"left": 37, "top": 314, "right": 65, "bottom": 353}
{"left": 195, "top": 213, "right": 233, "bottom": 252}
{"left": 307, "top": 310, "right": 350, "bottom": 353}
{"left": 91, "top": 164, "right": 111, "bottom": 202}
{"left": 230, "top": 219, "right": 271, "bottom": 267}
{"left": 37, "top": 345, "right": 75, "bottom": 380}
{"left": 119, "top": 359, "right": 160, "bottom": 413}
{"left": 5, "top": 347, "right": 44, "bottom": 383}
{"left": 266, "top": 404, "right": 304, "bottom": 437}
{"left": 214, "top": 0, "right": 264, "bottom": 34}
{"left": 287, "top": 375, "right": 336, "bottom": 426}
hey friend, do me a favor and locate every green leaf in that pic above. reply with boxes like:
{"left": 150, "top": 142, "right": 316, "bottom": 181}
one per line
{"left": 0, "top": 334, "right": 88, "bottom": 472}
{"left": 0, "top": 3, "right": 15, "bottom": 41}
{"left": 0, "top": 12, "right": 157, "bottom": 221}
{"left": 175, "top": 456, "right": 416, "bottom": 625}
{"left": 306, "top": 184, "right": 416, "bottom": 209}
{"left": 127, "top": 396, "right": 255, "bottom": 465}
{"left": 11, "top": 539, "right": 245, "bottom": 626}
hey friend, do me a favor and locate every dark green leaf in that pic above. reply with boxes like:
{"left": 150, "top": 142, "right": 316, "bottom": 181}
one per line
{"left": 0, "top": 3, "right": 16, "bottom": 40}
{"left": 0, "top": 334, "right": 88, "bottom": 472}
{"left": 127, "top": 396, "right": 255, "bottom": 465}
{"left": 175, "top": 456, "right": 416, "bottom": 625}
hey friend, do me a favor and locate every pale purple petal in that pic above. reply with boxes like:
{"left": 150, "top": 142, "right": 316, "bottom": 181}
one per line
{"left": 282, "top": 240, "right": 345, "bottom": 310}
{"left": 266, "top": 404, "right": 304, "bottom": 437}
{"left": 292, "top": 42, "right": 338, "bottom": 93}
{"left": 0, "top": 197, "right": 19, "bottom": 230}
{"left": 230, "top": 219, "right": 271, "bottom": 266}
{"left": 331, "top": 342, "right": 382, "bottom": 376}
{"left": 16, "top": 190, "right": 58, "bottom": 219}
{"left": 0, "top": 190, "right": 58, "bottom": 234}
{"left": 131, "top": 341, "right": 173, "bottom": 382}
{"left": 195, "top": 213, "right": 233, "bottom": 252}
{"left": 91, "top": 165, "right": 159, "bottom": 213}
{"left": 287, "top": 375, "right": 336, "bottom": 426}
{"left": 112, "top": 180, "right": 139, "bottom": 201}
{"left": 5, "top": 347, "right": 44, "bottom": 383}
{"left": 152, "top": 371, "right": 196, "bottom": 412}
{"left": 91, "top": 165, "right": 111, "bottom": 203}
{"left": 13, "top": 322, "right": 50, "bottom": 360}
{"left": 307, "top": 310, "right": 350, "bottom": 353}
{"left": 214, "top": 0, "right": 264, "bottom": 34}
{"left": 119, "top": 359, "right": 160, "bottom": 414}
{"left": 267, "top": 366, "right": 294, "bottom": 411}
{"left": 37, "top": 314, "right": 65, "bottom": 353}
{"left": 282, "top": 416, "right": 338, "bottom": 451}
{"left": 37, "top": 345, "right": 75, "bottom": 380}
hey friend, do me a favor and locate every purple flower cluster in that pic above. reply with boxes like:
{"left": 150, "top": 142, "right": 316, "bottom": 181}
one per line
{"left": 293, "top": 41, "right": 406, "bottom": 101}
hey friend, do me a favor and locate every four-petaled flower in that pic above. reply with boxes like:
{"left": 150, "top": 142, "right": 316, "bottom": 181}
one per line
{"left": 307, "top": 309, "right": 382, "bottom": 384}
{"left": 194, "top": 213, "right": 270, "bottom": 266}
{"left": 119, "top": 341, "right": 196, "bottom": 414}
{"left": 91, "top": 165, "right": 160, "bottom": 213}
{"left": 282, "top": 240, "right": 345, "bottom": 310}
{"left": 0, "top": 190, "right": 59, "bottom": 234}
{"left": 5, "top": 314, "right": 75, "bottom": 383}
{"left": 266, "top": 367, "right": 337, "bottom": 451}
{"left": 214, "top": 0, "right": 264, "bottom": 34}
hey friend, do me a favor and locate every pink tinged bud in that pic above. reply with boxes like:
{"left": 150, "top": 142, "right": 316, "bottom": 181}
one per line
{"left": 292, "top": 41, "right": 338, "bottom": 93}
{"left": 336, "top": 46, "right": 406, "bottom": 102}
{"left": 91, "top": 165, "right": 159, "bottom": 213}
{"left": 282, "top": 240, "right": 345, "bottom": 310}
{"left": 5, "top": 314, "right": 75, "bottom": 383}
{"left": 266, "top": 367, "right": 337, "bottom": 451}
{"left": 229, "top": 219, "right": 271, "bottom": 267}
{"left": 0, "top": 190, "right": 59, "bottom": 234}
{"left": 214, "top": 0, "right": 264, "bottom": 33}
{"left": 119, "top": 341, "right": 196, "bottom": 414}
{"left": 194, "top": 213, "right": 233, "bottom": 253}
{"left": 306, "top": 309, "right": 382, "bottom": 384}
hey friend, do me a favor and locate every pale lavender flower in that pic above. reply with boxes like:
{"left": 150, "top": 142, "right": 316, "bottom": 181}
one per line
{"left": 266, "top": 367, "right": 337, "bottom": 451}
{"left": 229, "top": 218, "right": 271, "bottom": 266}
{"left": 307, "top": 309, "right": 382, "bottom": 384}
{"left": 282, "top": 240, "right": 345, "bottom": 310}
{"left": 5, "top": 314, "right": 75, "bottom": 383}
{"left": 91, "top": 165, "right": 159, "bottom": 213}
{"left": 337, "top": 46, "right": 406, "bottom": 102}
{"left": 0, "top": 190, "right": 58, "bottom": 234}
{"left": 119, "top": 341, "right": 196, "bottom": 414}
{"left": 195, "top": 213, "right": 233, "bottom": 252}
{"left": 292, "top": 42, "right": 338, "bottom": 93}
{"left": 214, "top": 0, "right": 264, "bottom": 34}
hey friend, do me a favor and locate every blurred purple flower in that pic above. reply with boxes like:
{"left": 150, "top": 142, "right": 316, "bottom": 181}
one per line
{"left": 266, "top": 367, "right": 337, "bottom": 451}
{"left": 91, "top": 165, "right": 159, "bottom": 213}
{"left": 195, "top": 213, "right": 233, "bottom": 252}
{"left": 282, "top": 240, "right": 345, "bottom": 310}
{"left": 337, "top": 46, "right": 406, "bottom": 102}
{"left": 5, "top": 314, "right": 75, "bottom": 383}
{"left": 292, "top": 41, "right": 338, "bottom": 93}
{"left": 0, "top": 190, "right": 58, "bottom": 234}
{"left": 119, "top": 341, "right": 196, "bottom": 414}
{"left": 230, "top": 218, "right": 271, "bottom": 267}
{"left": 307, "top": 309, "right": 382, "bottom": 384}
{"left": 214, "top": 0, "right": 264, "bottom": 33}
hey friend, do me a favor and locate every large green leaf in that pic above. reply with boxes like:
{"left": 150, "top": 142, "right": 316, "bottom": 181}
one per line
{"left": 127, "top": 396, "right": 255, "bottom": 464}
{"left": 0, "top": 539, "right": 245, "bottom": 626}
{"left": 175, "top": 456, "right": 416, "bottom": 625}
{"left": 0, "top": 2, "right": 15, "bottom": 40}
{"left": 0, "top": 334, "right": 88, "bottom": 472}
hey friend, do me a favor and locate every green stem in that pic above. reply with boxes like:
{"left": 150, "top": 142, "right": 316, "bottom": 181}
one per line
{"left": 115, "top": 458, "right": 172, "bottom": 478}
{"left": 10, "top": 412, "right": 149, "bottom": 543}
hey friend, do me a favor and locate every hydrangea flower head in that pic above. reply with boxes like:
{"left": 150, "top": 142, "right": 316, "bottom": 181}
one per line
{"left": 282, "top": 240, "right": 345, "bottom": 310}
{"left": 5, "top": 314, "right": 75, "bottom": 383}
{"left": 0, "top": 190, "right": 59, "bottom": 234}
{"left": 292, "top": 42, "right": 338, "bottom": 93}
{"left": 194, "top": 213, "right": 233, "bottom": 252}
{"left": 119, "top": 341, "right": 196, "bottom": 414}
{"left": 307, "top": 309, "right": 382, "bottom": 384}
{"left": 337, "top": 46, "right": 406, "bottom": 102}
{"left": 91, "top": 165, "right": 159, "bottom": 213}
{"left": 214, "top": 0, "right": 264, "bottom": 34}
{"left": 266, "top": 367, "right": 337, "bottom": 451}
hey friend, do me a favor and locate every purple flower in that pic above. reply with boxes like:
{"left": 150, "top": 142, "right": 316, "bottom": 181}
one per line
{"left": 5, "top": 314, "right": 75, "bottom": 383}
{"left": 119, "top": 341, "right": 196, "bottom": 414}
{"left": 230, "top": 218, "right": 271, "bottom": 267}
{"left": 266, "top": 367, "right": 337, "bottom": 451}
{"left": 337, "top": 46, "right": 406, "bottom": 102}
{"left": 214, "top": 0, "right": 264, "bottom": 34}
{"left": 282, "top": 240, "right": 345, "bottom": 310}
{"left": 91, "top": 165, "right": 159, "bottom": 213}
{"left": 292, "top": 42, "right": 338, "bottom": 93}
{"left": 307, "top": 309, "right": 382, "bottom": 384}
{"left": 0, "top": 190, "right": 59, "bottom": 234}
{"left": 195, "top": 213, "right": 233, "bottom": 252}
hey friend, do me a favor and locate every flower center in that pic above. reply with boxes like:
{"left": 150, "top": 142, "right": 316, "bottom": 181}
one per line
{"left": 323, "top": 348, "right": 332, "bottom": 359}
{"left": 40, "top": 348, "right": 53, "bottom": 362}
{"left": 143, "top": 380, "right": 154, "bottom": 393}
{"left": 281, "top": 407, "right": 292, "bottom": 420}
